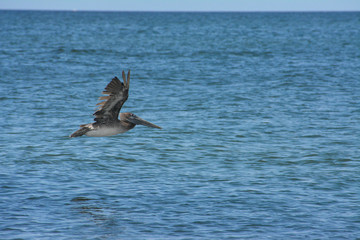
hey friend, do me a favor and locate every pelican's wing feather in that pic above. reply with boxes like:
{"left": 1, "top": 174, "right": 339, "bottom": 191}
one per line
{"left": 93, "top": 70, "right": 130, "bottom": 123}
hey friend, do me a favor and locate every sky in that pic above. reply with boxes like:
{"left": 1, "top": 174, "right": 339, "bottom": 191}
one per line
{"left": 0, "top": 0, "right": 359, "bottom": 12}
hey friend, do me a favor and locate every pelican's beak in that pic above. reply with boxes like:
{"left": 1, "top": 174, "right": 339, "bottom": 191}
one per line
{"left": 129, "top": 115, "right": 162, "bottom": 129}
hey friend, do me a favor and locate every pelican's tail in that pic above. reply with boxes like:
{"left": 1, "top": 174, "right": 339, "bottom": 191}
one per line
{"left": 69, "top": 126, "right": 90, "bottom": 138}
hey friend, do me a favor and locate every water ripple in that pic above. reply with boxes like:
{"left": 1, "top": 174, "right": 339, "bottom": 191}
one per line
{"left": 1, "top": 10, "right": 360, "bottom": 240}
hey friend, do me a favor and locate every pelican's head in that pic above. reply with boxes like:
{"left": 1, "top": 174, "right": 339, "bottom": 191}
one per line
{"left": 121, "top": 112, "right": 162, "bottom": 129}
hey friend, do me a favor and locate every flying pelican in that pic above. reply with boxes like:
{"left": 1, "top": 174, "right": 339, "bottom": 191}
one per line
{"left": 70, "top": 70, "right": 161, "bottom": 138}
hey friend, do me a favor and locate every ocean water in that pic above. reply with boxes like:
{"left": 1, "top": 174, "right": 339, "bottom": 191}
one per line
{"left": 1, "top": 10, "right": 360, "bottom": 239}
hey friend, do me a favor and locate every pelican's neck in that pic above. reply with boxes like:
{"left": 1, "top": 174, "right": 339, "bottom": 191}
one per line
{"left": 119, "top": 120, "right": 136, "bottom": 131}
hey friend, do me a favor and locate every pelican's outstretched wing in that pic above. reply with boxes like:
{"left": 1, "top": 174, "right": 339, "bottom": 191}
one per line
{"left": 93, "top": 70, "right": 130, "bottom": 123}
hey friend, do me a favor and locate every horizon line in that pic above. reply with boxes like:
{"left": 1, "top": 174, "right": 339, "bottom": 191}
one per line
{"left": 1, "top": 9, "right": 360, "bottom": 13}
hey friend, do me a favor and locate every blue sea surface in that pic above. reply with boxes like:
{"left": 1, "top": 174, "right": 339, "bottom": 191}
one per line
{"left": 1, "top": 11, "right": 360, "bottom": 239}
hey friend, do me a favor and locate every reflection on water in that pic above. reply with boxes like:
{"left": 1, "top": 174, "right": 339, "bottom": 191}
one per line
{"left": 71, "top": 197, "right": 107, "bottom": 222}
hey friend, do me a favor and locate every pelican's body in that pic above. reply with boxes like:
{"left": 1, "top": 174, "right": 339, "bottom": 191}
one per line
{"left": 82, "top": 119, "right": 134, "bottom": 137}
{"left": 70, "top": 70, "right": 161, "bottom": 138}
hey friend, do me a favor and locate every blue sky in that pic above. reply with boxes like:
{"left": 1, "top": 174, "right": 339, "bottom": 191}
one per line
{"left": 1, "top": 0, "right": 359, "bottom": 11}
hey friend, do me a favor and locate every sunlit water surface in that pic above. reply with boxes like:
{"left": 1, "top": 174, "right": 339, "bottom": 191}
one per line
{"left": 1, "top": 11, "right": 360, "bottom": 239}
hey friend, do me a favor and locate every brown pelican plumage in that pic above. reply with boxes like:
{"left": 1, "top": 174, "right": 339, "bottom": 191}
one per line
{"left": 70, "top": 70, "right": 161, "bottom": 138}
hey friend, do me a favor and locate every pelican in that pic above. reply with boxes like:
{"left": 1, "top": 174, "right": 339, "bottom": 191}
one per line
{"left": 70, "top": 70, "right": 161, "bottom": 138}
